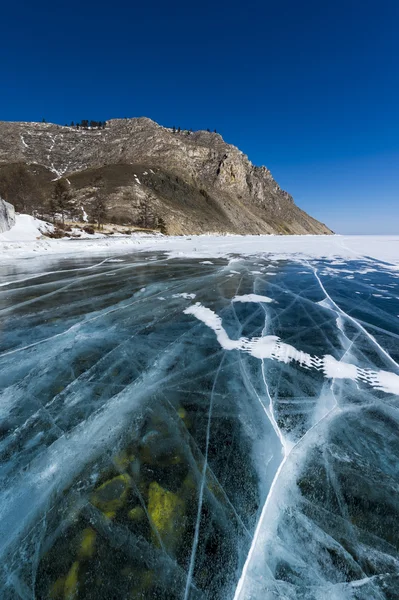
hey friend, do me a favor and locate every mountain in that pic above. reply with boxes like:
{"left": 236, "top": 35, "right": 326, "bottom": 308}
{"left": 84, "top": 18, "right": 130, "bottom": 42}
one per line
{"left": 0, "top": 118, "right": 332, "bottom": 235}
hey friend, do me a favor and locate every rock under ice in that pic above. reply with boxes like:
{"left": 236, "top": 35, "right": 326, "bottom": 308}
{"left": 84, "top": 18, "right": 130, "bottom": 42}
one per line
{"left": 0, "top": 248, "right": 398, "bottom": 599}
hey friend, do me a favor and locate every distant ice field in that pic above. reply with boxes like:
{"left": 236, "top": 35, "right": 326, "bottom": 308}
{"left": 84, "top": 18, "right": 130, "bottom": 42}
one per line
{"left": 0, "top": 245, "right": 399, "bottom": 599}
{"left": 2, "top": 228, "right": 399, "bottom": 266}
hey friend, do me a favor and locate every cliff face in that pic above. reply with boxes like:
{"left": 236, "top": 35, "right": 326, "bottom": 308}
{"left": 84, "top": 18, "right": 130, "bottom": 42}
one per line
{"left": 0, "top": 198, "right": 15, "bottom": 233}
{"left": 0, "top": 118, "right": 332, "bottom": 235}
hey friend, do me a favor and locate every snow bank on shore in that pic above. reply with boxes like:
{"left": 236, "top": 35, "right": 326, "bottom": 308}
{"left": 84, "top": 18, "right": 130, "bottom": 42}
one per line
{"left": 1, "top": 215, "right": 399, "bottom": 266}
{"left": 0, "top": 214, "right": 54, "bottom": 241}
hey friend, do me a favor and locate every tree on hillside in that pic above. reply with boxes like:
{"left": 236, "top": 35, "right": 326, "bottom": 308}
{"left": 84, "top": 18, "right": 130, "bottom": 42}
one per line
{"left": 142, "top": 201, "right": 150, "bottom": 229}
{"left": 48, "top": 197, "right": 58, "bottom": 224}
{"left": 93, "top": 197, "right": 107, "bottom": 230}
{"left": 0, "top": 164, "right": 44, "bottom": 214}
{"left": 52, "top": 178, "right": 73, "bottom": 227}
{"left": 90, "top": 175, "right": 107, "bottom": 229}
{"left": 157, "top": 216, "right": 167, "bottom": 235}
{"left": 91, "top": 196, "right": 107, "bottom": 229}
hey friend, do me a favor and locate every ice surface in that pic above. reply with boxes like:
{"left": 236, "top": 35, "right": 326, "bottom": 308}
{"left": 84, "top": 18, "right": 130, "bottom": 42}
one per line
{"left": 0, "top": 250, "right": 399, "bottom": 599}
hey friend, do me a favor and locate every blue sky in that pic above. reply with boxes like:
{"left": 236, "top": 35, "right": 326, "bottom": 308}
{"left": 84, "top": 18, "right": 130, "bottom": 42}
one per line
{"left": 1, "top": 0, "right": 398, "bottom": 233}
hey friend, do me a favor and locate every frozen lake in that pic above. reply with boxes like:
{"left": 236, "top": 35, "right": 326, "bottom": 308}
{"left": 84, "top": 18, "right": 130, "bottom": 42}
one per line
{"left": 1, "top": 248, "right": 399, "bottom": 599}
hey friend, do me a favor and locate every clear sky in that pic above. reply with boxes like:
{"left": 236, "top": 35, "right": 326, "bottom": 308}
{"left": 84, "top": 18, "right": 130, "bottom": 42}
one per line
{"left": 1, "top": 0, "right": 398, "bottom": 233}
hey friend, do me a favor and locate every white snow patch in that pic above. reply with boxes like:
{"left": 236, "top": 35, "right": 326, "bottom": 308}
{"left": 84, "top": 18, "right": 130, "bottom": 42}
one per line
{"left": 184, "top": 303, "right": 399, "bottom": 395}
{"left": 322, "top": 355, "right": 358, "bottom": 380}
{"left": 82, "top": 207, "right": 88, "bottom": 222}
{"left": 173, "top": 293, "right": 196, "bottom": 300}
{"left": 232, "top": 294, "right": 274, "bottom": 304}
{"left": 0, "top": 214, "right": 53, "bottom": 242}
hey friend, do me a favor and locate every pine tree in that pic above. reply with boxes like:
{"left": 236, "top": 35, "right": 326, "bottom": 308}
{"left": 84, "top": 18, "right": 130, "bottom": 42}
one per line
{"left": 71, "top": 121, "right": 75, "bottom": 127}
{"left": 172, "top": 126, "right": 176, "bottom": 133}
{"left": 92, "top": 197, "right": 107, "bottom": 230}
{"left": 177, "top": 126, "right": 181, "bottom": 133}
{"left": 157, "top": 217, "right": 167, "bottom": 235}
{"left": 52, "top": 179, "right": 73, "bottom": 227}
{"left": 48, "top": 197, "right": 58, "bottom": 224}
{"left": 91, "top": 175, "right": 107, "bottom": 229}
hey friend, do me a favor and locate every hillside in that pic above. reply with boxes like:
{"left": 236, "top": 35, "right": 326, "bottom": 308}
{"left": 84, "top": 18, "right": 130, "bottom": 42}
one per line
{"left": 0, "top": 118, "right": 332, "bottom": 235}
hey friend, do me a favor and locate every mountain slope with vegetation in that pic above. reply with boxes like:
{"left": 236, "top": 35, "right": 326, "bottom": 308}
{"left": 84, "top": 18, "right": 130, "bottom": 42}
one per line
{"left": 0, "top": 118, "right": 332, "bottom": 235}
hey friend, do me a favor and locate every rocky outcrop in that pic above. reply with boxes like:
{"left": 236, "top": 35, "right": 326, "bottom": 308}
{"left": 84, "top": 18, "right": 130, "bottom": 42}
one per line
{"left": 0, "top": 118, "right": 332, "bottom": 235}
{"left": 0, "top": 198, "right": 15, "bottom": 233}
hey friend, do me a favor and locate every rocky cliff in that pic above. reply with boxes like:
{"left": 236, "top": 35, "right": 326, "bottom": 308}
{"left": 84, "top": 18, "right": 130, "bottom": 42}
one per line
{"left": 0, "top": 118, "right": 332, "bottom": 235}
{"left": 0, "top": 198, "right": 15, "bottom": 233}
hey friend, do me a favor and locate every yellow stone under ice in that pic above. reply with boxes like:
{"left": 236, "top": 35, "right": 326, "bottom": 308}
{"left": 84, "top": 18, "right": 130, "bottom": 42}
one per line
{"left": 78, "top": 528, "right": 96, "bottom": 559}
{"left": 64, "top": 561, "right": 79, "bottom": 600}
{"left": 147, "top": 481, "right": 184, "bottom": 551}
{"left": 91, "top": 473, "right": 131, "bottom": 513}
{"left": 128, "top": 506, "right": 145, "bottom": 521}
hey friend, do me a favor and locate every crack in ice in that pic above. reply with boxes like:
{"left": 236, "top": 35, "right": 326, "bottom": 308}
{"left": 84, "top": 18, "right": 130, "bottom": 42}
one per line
{"left": 183, "top": 304, "right": 399, "bottom": 396}
{"left": 309, "top": 262, "right": 399, "bottom": 371}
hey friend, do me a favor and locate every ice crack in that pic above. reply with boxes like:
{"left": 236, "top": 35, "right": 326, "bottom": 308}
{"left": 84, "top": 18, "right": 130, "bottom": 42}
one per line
{"left": 184, "top": 303, "right": 399, "bottom": 395}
